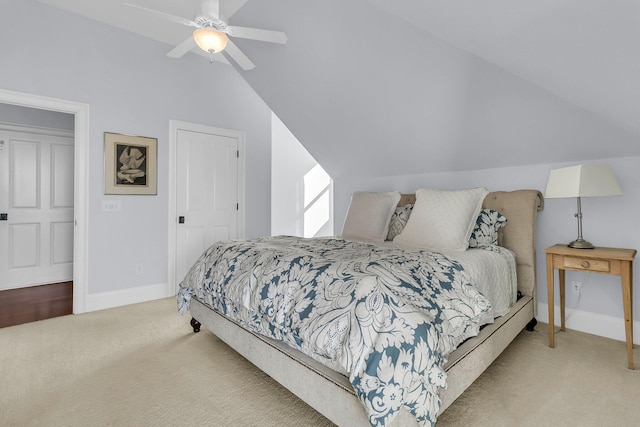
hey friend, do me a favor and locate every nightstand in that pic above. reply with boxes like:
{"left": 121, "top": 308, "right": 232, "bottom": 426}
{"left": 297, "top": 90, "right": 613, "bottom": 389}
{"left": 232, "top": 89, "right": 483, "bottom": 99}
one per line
{"left": 544, "top": 244, "right": 637, "bottom": 369}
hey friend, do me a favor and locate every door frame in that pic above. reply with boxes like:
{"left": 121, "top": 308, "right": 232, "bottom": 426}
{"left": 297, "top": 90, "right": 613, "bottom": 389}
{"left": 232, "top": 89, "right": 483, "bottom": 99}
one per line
{"left": 0, "top": 88, "right": 89, "bottom": 314}
{"left": 167, "top": 120, "right": 245, "bottom": 295}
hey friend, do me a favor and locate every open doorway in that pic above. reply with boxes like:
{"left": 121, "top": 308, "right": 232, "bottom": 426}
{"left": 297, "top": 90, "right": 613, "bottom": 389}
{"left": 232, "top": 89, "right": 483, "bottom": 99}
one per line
{"left": 0, "top": 89, "right": 90, "bottom": 319}
{"left": 0, "top": 106, "right": 74, "bottom": 326}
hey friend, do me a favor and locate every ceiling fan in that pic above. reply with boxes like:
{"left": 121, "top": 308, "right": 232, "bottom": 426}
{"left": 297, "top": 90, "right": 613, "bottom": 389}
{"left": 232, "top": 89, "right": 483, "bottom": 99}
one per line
{"left": 124, "top": 0, "right": 287, "bottom": 70}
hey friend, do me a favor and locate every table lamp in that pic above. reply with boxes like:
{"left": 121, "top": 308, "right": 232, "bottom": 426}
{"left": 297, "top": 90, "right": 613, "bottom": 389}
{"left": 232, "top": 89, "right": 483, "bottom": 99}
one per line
{"left": 544, "top": 164, "right": 621, "bottom": 249}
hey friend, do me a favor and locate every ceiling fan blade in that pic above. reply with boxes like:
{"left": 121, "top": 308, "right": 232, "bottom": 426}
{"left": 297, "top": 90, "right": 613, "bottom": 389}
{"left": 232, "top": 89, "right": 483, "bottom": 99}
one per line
{"left": 223, "top": 40, "right": 255, "bottom": 70}
{"left": 227, "top": 26, "right": 288, "bottom": 44}
{"left": 200, "top": 0, "right": 220, "bottom": 20}
{"left": 167, "top": 37, "right": 197, "bottom": 58}
{"left": 123, "top": 2, "right": 198, "bottom": 28}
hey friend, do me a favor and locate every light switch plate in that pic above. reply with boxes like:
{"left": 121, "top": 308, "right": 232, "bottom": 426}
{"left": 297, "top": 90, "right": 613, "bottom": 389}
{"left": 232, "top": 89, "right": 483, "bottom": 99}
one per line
{"left": 102, "top": 200, "right": 122, "bottom": 212}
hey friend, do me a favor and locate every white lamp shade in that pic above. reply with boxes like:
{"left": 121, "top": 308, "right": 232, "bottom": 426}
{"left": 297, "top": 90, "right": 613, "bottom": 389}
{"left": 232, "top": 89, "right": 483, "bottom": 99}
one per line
{"left": 544, "top": 164, "right": 622, "bottom": 199}
{"left": 193, "top": 28, "right": 229, "bottom": 53}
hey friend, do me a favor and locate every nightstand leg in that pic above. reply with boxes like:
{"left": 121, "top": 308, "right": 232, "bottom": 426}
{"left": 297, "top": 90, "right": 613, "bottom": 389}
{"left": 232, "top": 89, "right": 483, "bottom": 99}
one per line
{"left": 559, "top": 269, "right": 566, "bottom": 332}
{"left": 621, "top": 261, "right": 634, "bottom": 369}
{"left": 547, "top": 253, "right": 555, "bottom": 348}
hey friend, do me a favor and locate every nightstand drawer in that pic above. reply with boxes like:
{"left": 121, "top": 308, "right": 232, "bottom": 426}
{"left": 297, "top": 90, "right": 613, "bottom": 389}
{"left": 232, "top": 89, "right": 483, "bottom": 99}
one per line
{"left": 563, "top": 256, "right": 610, "bottom": 272}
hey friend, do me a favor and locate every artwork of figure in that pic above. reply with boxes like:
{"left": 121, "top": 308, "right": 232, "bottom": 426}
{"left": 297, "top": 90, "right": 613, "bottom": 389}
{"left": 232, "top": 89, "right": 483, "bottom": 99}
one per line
{"left": 116, "top": 145, "right": 147, "bottom": 185}
{"left": 105, "top": 132, "right": 156, "bottom": 195}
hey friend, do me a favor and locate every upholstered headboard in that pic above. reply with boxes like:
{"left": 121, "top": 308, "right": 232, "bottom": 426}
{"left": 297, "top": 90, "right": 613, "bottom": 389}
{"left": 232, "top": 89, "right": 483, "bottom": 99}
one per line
{"left": 398, "top": 190, "right": 544, "bottom": 302}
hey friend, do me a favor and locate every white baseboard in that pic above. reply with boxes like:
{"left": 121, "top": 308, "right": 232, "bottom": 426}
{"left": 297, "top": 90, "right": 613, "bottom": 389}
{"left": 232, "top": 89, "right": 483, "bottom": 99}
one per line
{"left": 537, "top": 303, "right": 639, "bottom": 345}
{"left": 85, "top": 282, "right": 171, "bottom": 313}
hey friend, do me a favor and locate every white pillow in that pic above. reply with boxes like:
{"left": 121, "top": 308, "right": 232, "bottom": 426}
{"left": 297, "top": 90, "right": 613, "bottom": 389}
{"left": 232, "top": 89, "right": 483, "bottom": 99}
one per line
{"left": 341, "top": 191, "right": 401, "bottom": 242}
{"left": 393, "top": 187, "right": 488, "bottom": 251}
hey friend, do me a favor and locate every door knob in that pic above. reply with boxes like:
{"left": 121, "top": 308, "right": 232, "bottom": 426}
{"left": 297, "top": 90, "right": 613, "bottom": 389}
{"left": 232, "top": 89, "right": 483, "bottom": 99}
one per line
{"left": 0, "top": 213, "right": 7, "bottom": 221}
{"left": 178, "top": 216, "right": 185, "bottom": 224}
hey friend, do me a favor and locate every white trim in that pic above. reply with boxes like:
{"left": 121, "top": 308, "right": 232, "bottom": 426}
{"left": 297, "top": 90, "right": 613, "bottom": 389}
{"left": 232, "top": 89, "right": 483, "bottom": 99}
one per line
{"left": 0, "top": 122, "right": 74, "bottom": 138}
{"left": 0, "top": 88, "right": 89, "bottom": 314}
{"left": 85, "top": 283, "right": 168, "bottom": 313}
{"left": 538, "top": 302, "right": 639, "bottom": 345}
{"left": 167, "top": 120, "right": 245, "bottom": 296}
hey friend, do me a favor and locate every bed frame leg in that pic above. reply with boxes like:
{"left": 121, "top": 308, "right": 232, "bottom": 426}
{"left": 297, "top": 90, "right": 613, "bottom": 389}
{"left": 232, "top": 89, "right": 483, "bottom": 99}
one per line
{"left": 190, "top": 317, "right": 201, "bottom": 333}
{"left": 525, "top": 318, "right": 537, "bottom": 332}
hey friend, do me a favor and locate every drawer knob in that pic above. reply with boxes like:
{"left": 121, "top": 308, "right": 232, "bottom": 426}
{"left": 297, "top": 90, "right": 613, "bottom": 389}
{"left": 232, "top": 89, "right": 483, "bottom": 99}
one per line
{"left": 581, "top": 260, "right": 590, "bottom": 268}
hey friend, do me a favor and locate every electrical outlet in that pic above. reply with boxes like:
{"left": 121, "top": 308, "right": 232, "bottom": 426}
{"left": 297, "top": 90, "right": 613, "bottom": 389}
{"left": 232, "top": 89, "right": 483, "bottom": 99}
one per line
{"left": 135, "top": 264, "right": 143, "bottom": 275}
{"left": 571, "top": 281, "right": 582, "bottom": 294}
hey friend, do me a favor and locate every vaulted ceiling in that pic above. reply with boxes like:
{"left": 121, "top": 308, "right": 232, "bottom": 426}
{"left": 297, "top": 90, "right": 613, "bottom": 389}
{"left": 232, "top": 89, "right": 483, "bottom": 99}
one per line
{"left": 38, "top": 0, "right": 640, "bottom": 179}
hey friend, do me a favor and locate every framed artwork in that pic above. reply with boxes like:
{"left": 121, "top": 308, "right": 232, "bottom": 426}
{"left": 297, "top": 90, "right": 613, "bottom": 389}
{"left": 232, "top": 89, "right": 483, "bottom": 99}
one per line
{"left": 104, "top": 132, "right": 157, "bottom": 195}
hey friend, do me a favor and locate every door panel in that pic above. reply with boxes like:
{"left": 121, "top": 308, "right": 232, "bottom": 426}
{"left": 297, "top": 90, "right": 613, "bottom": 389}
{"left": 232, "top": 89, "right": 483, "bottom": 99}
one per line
{"left": 52, "top": 143, "right": 74, "bottom": 208}
{"left": 10, "top": 223, "right": 39, "bottom": 268}
{"left": 51, "top": 221, "right": 74, "bottom": 264}
{"left": 11, "top": 141, "right": 39, "bottom": 208}
{"left": 0, "top": 130, "right": 74, "bottom": 290}
{"left": 176, "top": 129, "right": 239, "bottom": 283}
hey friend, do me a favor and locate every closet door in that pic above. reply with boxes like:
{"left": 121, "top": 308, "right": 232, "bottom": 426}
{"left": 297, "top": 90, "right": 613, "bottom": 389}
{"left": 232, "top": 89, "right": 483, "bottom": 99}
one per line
{"left": 174, "top": 127, "right": 240, "bottom": 284}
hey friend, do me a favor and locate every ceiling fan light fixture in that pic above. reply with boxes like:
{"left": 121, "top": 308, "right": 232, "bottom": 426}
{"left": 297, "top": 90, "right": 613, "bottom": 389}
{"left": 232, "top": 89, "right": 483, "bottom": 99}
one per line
{"left": 193, "top": 27, "right": 228, "bottom": 53}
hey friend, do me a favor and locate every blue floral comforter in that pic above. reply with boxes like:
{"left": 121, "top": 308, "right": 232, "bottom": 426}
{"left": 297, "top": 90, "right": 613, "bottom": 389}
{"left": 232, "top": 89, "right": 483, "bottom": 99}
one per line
{"left": 177, "top": 236, "right": 491, "bottom": 426}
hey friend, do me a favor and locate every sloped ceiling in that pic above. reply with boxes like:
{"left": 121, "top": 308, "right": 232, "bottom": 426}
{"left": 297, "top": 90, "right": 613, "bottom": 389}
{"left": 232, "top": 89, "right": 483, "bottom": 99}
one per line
{"left": 38, "top": 0, "right": 640, "bottom": 179}
{"left": 369, "top": 0, "right": 640, "bottom": 136}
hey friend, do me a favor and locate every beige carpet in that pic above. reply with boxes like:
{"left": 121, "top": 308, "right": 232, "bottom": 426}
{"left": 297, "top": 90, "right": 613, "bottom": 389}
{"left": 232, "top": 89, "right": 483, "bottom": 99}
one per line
{"left": 1, "top": 297, "right": 638, "bottom": 427}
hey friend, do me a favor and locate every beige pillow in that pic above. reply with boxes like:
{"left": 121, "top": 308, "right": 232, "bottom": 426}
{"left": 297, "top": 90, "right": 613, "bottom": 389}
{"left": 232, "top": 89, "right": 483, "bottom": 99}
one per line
{"left": 341, "top": 191, "right": 401, "bottom": 242}
{"left": 394, "top": 187, "right": 488, "bottom": 251}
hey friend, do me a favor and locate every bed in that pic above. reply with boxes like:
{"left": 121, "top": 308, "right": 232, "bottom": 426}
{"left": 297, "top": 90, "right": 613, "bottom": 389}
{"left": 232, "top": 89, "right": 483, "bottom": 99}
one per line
{"left": 178, "top": 188, "right": 543, "bottom": 426}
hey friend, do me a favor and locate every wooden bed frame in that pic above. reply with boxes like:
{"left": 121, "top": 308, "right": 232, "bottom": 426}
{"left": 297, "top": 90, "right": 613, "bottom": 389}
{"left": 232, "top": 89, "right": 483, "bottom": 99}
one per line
{"left": 189, "top": 189, "right": 544, "bottom": 426}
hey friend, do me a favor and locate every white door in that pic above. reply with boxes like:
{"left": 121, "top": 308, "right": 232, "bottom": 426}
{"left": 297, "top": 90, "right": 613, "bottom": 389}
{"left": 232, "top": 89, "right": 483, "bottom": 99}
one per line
{"left": 0, "top": 128, "right": 74, "bottom": 290}
{"left": 175, "top": 128, "right": 240, "bottom": 283}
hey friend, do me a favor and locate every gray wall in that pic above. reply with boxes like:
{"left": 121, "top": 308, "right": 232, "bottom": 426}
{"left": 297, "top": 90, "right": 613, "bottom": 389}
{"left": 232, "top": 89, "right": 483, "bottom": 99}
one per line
{"left": 0, "top": 0, "right": 272, "bottom": 295}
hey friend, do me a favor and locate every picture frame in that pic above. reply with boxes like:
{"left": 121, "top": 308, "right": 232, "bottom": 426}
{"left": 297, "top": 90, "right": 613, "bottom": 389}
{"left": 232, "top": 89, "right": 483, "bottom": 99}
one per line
{"left": 104, "top": 132, "right": 157, "bottom": 195}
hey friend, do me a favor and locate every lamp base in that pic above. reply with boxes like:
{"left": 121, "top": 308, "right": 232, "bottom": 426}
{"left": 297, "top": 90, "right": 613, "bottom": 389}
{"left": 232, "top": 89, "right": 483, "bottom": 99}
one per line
{"left": 568, "top": 238, "right": 595, "bottom": 249}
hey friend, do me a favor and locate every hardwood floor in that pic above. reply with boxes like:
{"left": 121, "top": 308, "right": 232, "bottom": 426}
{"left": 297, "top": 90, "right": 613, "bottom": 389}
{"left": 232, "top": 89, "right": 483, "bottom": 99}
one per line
{"left": 0, "top": 282, "right": 73, "bottom": 328}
